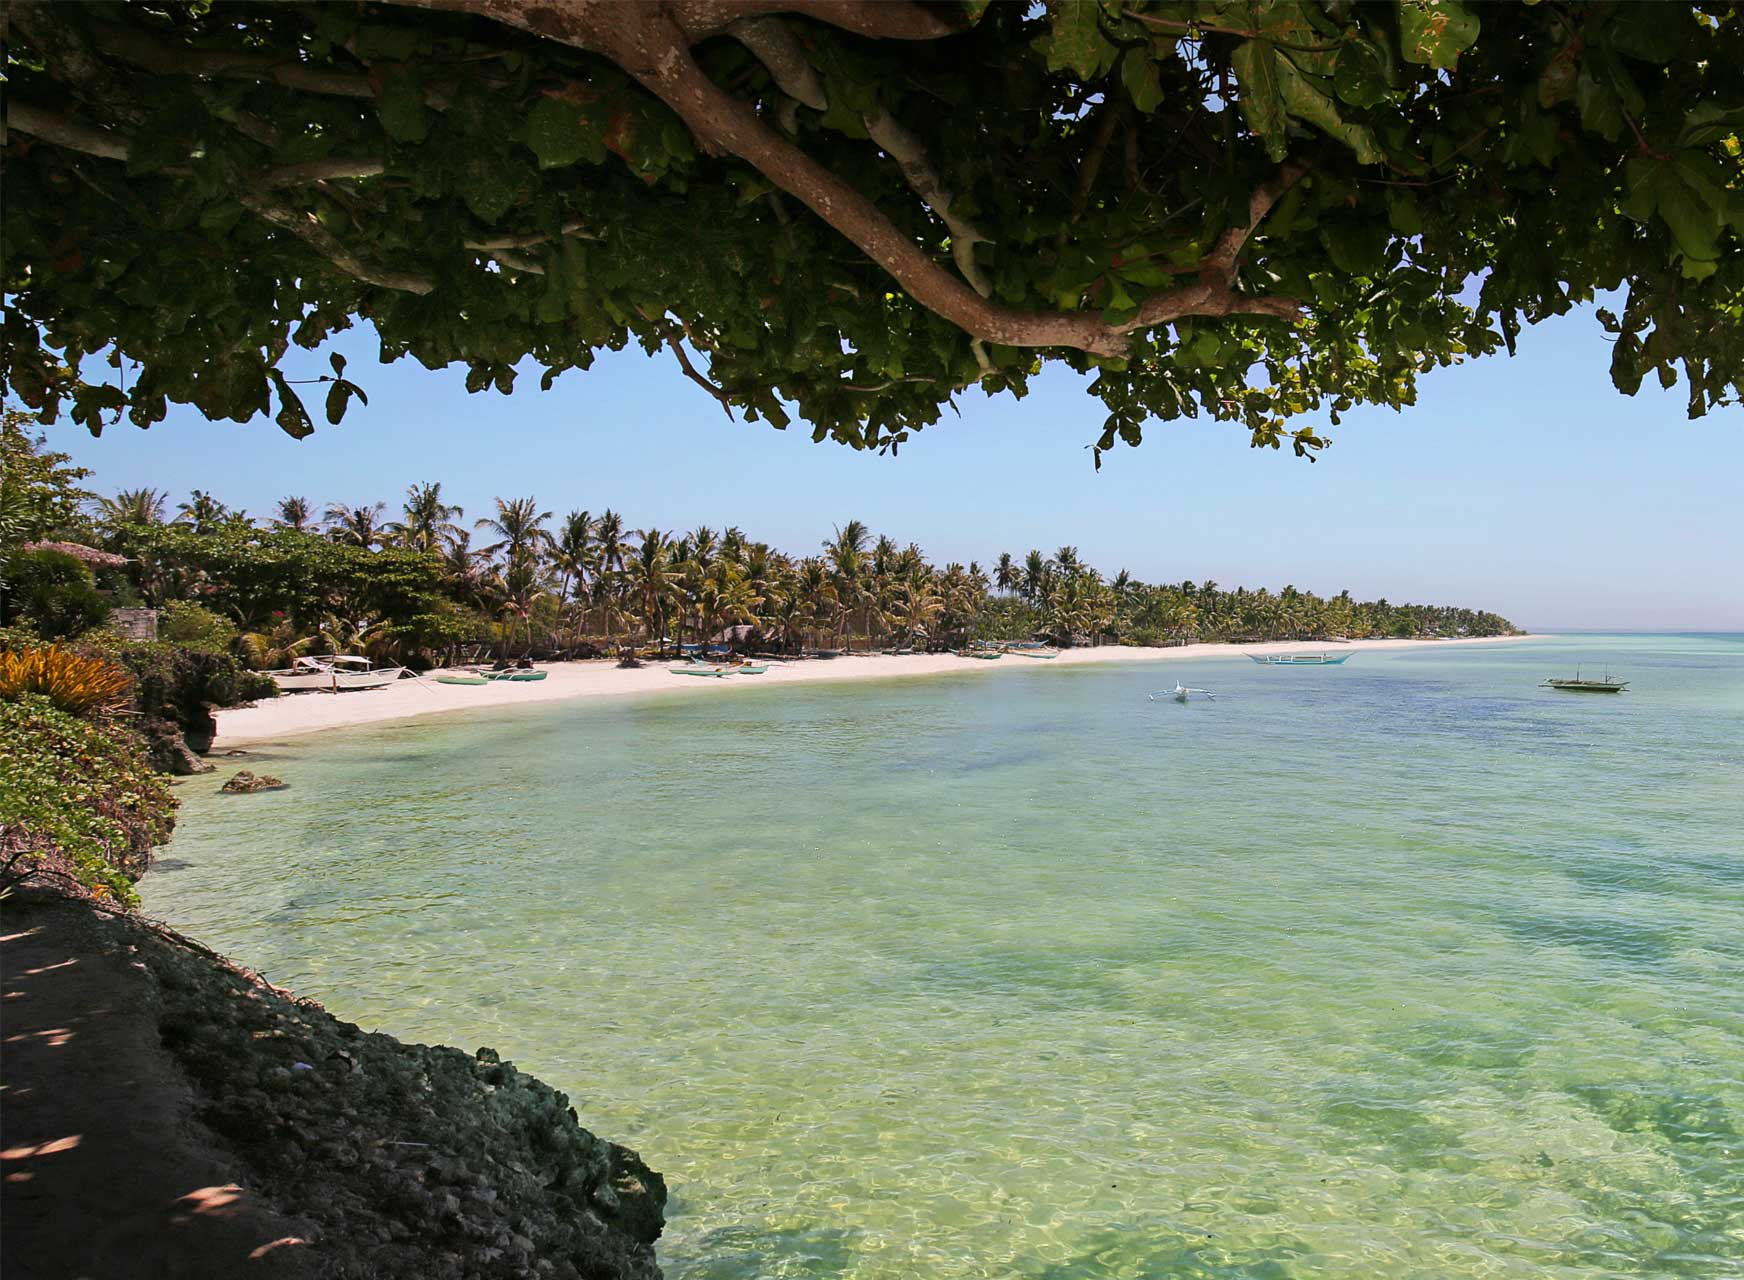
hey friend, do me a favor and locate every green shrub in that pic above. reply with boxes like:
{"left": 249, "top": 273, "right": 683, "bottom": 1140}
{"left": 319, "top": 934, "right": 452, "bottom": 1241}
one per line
{"left": 0, "top": 548, "right": 110, "bottom": 639}
{"left": 0, "top": 645, "right": 133, "bottom": 716}
{"left": 79, "top": 633, "right": 278, "bottom": 724}
{"left": 158, "top": 600, "right": 239, "bottom": 653}
{"left": 0, "top": 694, "right": 176, "bottom": 903}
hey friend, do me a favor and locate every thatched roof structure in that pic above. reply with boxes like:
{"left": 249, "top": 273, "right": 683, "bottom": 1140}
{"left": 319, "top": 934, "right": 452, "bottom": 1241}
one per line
{"left": 21, "top": 540, "right": 128, "bottom": 568}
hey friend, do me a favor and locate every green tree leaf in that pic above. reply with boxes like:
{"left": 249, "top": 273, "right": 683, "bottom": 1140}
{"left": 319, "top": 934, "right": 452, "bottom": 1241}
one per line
{"left": 1276, "top": 60, "right": 1382, "bottom": 164}
{"left": 524, "top": 96, "right": 605, "bottom": 168}
{"left": 268, "top": 371, "right": 314, "bottom": 440}
{"left": 1232, "top": 41, "right": 1288, "bottom": 163}
{"left": 376, "top": 67, "right": 428, "bottom": 143}
{"left": 1398, "top": 1, "right": 1480, "bottom": 72}
{"left": 1044, "top": 1, "right": 1114, "bottom": 77}
{"left": 1333, "top": 40, "right": 1391, "bottom": 111}
{"left": 1121, "top": 53, "right": 1164, "bottom": 115}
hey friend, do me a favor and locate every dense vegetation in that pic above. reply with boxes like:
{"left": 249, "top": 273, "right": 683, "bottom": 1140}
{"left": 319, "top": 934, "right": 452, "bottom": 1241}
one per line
{"left": 2, "top": 414, "right": 278, "bottom": 772}
{"left": 0, "top": 690, "right": 177, "bottom": 904}
{"left": 5, "top": 2, "right": 1738, "bottom": 464}
{"left": 2, "top": 425, "right": 1514, "bottom": 666}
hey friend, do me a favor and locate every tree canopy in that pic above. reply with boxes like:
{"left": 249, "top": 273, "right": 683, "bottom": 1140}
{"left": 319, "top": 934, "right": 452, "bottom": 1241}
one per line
{"left": 3, "top": 0, "right": 1740, "bottom": 462}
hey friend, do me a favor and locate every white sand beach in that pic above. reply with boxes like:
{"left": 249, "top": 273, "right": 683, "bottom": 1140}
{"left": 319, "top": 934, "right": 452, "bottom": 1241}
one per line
{"left": 211, "top": 635, "right": 1524, "bottom": 748}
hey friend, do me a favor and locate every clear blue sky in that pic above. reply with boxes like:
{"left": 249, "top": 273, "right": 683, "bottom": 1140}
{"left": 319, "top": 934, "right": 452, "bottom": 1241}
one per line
{"left": 45, "top": 305, "right": 1742, "bottom": 631}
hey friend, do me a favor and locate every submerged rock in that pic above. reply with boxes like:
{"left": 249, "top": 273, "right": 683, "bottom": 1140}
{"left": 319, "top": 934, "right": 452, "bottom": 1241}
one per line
{"left": 220, "top": 769, "right": 287, "bottom": 794}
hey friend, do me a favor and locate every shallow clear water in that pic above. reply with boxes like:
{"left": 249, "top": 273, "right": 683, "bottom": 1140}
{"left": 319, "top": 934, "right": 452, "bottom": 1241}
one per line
{"left": 147, "top": 636, "right": 1744, "bottom": 1278}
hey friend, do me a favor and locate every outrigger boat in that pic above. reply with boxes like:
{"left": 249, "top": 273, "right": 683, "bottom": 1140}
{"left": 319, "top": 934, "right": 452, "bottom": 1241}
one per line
{"left": 670, "top": 665, "right": 731, "bottom": 678}
{"left": 481, "top": 668, "right": 548, "bottom": 682}
{"left": 1540, "top": 668, "right": 1628, "bottom": 693}
{"left": 433, "top": 672, "right": 490, "bottom": 686}
{"left": 1249, "top": 652, "right": 1352, "bottom": 665}
{"left": 268, "top": 655, "right": 404, "bottom": 693}
{"left": 1150, "top": 683, "right": 1216, "bottom": 703}
{"left": 959, "top": 649, "right": 1002, "bottom": 660}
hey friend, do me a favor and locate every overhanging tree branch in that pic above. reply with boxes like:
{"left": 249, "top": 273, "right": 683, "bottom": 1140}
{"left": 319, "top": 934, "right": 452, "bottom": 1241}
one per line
{"left": 4, "top": 102, "right": 131, "bottom": 161}
{"left": 389, "top": 1, "right": 1303, "bottom": 358}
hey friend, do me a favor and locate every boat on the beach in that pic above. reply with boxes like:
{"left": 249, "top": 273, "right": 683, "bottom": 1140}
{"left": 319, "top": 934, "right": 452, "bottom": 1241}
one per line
{"left": 268, "top": 655, "right": 404, "bottom": 693}
{"left": 433, "top": 672, "right": 490, "bottom": 686}
{"left": 1540, "top": 668, "right": 1628, "bottom": 692}
{"left": 960, "top": 649, "right": 1002, "bottom": 660}
{"left": 670, "top": 666, "right": 731, "bottom": 678}
{"left": 1249, "top": 653, "right": 1352, "bottom": 665}
{"left": 481, "top": 668, "right": 548, "bottom": 682}
{"left": 1007, "top": 649, "right": 1058, "bottom": 659}
{"left": 733, "top": 664, "right": 770, "bottom": 675}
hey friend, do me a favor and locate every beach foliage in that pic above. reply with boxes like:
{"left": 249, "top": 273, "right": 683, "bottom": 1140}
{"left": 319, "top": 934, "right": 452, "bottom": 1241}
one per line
{"left": 0, "top": 547, "right": 112, "bottom": 639}
{"left": 0, "top": 693, "right": 176, "bottom": 903}
{"left": 158, "top": 600, "right": 240, "bottom": 654}
{"left": 0, "top": 644, "right": 134, "bottom": 717}
{"left": 0, "top": 410, "right": 96, "bottom": 545}
{"left": 3, "top": 3, "right": 1739, "bottom": 463}
{"left": 70, "top": 471, "right": 1523, "bottom": 660}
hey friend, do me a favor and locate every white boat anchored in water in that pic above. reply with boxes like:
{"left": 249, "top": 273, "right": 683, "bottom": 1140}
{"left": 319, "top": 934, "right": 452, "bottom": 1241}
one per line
{"left": 267, "top": 655, "right": 405, "bottom": 693}
{"left": 1540, "top": 667, "right": 1628, "bottom": 693}
{"left": 1150, "top": 683, "right": 1216, "bottom": 703}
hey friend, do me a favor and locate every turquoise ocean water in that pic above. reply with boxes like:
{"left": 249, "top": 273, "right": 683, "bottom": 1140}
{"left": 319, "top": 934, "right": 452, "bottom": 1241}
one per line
{"left": 146, "top": 635, "right": 1744, "bottom": 1278}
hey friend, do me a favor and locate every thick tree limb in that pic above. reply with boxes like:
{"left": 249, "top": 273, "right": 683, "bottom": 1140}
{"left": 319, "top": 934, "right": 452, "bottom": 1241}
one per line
{"left": 4, "top": 101, "right": 131, "bottom": 161}
{"left": 728, "top": 17, "right": 827, "bottom": 110}
{"left": 238, "top": 194, "right": 437, "bottom": 294}
{"left": 465, "top": 219, "right": 596, "bottom": 249}
{"left": 484, "top": 249, "right": 546, "bottom": 274}
{"left": 259, "top": 157, "right": 389, "bottom": 187}
{"left": 14, "top": 97, "right": 430, "bottom": 294}
{"left": 396, "top": 0, "right": 958, "bottom": 44}
{"left": 729, "top": 16, "right": 994, "bottom": 368}
{"left": 86, "top": 19, "right": 377, "bottom": 99}
{"left": 384, "top": 2, "right": 1302, "bottom": 355}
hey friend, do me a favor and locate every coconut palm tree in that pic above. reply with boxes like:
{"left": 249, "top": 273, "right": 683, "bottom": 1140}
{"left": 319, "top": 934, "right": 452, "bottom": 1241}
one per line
{"left": 994, "top": 551, "right": 1017, "bottom": 596}
{"left": 490, "top": 552, "right": 549, "bottom": 655}
{"left": 477, "top": 496, "right": 553, "bottom": 566}
{"left": 391, "top": 482, "right": 463, "bottom": 554}
{"left": 273, "top": 496, "right": 314, "bottom": 532}
{"left": 824, "top": 519, "right": 870, "bottom": 648}
{"left": 629, "top": 529, "right": 676, "bottom": 652}
{"left": 687, "top": 525, "right": 718, "bottom": 571}
{"left": 438, "top": 530, "right": 489, "bottom": 607}
{"left": 324, "top": 501, "right": 388, "bottom": 549}
{"left": 97, "top": 487, "right": 167, "bottom": 527}
{"left": 238, "top": 618, "right": 315, "bottom": 670}
{"left": 1021, "top": 549, "right": 1049, "bottom": 604}
{"left": 552, "top": 510, "right": 595, "bottom": 604}
{"left": 174, "top": 489, "right": 228, "bottom": 534}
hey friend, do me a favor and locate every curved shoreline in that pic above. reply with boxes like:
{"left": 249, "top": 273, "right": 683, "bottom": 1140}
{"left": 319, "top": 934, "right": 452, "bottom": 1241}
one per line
{"left": 213, "top": 635, "right": 1527, "bottom": 748}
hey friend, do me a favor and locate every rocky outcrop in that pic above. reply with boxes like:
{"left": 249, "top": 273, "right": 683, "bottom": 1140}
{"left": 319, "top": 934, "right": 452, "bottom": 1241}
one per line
{"left": 219, "top": 769, "right": 287, "bottom": 794}
{"left": 5, "top": 890, "right": 666, "bottom": 1280}
{"left": 140, "top": 713, "right": 215, "bottom": 775}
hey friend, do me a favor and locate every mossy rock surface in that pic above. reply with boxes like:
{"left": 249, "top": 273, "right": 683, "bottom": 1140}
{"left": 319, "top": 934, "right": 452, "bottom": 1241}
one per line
{"left": 220, "top": 769, "right": 288, "bottom": 794}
